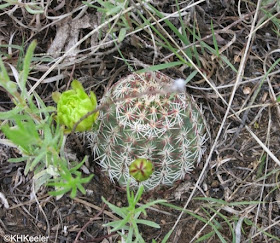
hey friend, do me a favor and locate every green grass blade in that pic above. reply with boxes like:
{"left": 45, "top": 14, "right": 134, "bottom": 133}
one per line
{"left": 210, "top": 20, "right": 220, "bottom": 58}
{"left": 161, "top": 229, "right": 173, "bottom": 243}
{"left": 137, "top": 61, "right": 184, "bottom": 73}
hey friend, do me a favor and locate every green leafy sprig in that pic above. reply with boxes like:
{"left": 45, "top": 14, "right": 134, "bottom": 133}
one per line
{"left": 102, "top": 181, "right": 166, "bottom": 242}
{"left": 0, "top": 40, "right": 94, "bottom": 198}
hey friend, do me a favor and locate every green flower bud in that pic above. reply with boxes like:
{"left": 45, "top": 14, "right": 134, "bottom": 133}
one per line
{"left": 53, "top": 80, "right": 98, "bottom": 132}
{"left": 129, "top": 158, "right": 154, "bottom": 182}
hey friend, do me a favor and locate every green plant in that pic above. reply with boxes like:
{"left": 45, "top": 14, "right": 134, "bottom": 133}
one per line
{"left": 89, "top": 71, "right": 208, "bottom": 190}
{"left": 102, "top": 181, "right": 166, "bottom": 242}
{"left": 0, "top": 41, "right": 94, "bottom": 198}
{"left": 52, "top": 80, "right": 98, "bottom": 133}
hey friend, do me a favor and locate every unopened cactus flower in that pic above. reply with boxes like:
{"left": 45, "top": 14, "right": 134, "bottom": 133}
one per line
{"left": 53, "top": 80, "right": 98, "bottom": 132}
{"left": 129, "top": 158, "right": 154, "bottom": 182}
{"left": 88, "top": 72, "right": 208, "bottom": 190}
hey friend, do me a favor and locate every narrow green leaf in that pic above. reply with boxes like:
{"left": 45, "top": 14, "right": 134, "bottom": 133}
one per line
{"left": 76, "top": 183, "right": 87, "bottom": 195}
{"left": 82, "top": 1, "right": 97, "bottom": 8}
{"left": 0, "top": 3, "right": 11, "bottom": 9}
{"left": 199, "top": 42, "right": 237, "bottom": 72}
{"left": 104, "top": 216, "right": 130, "bottom": 232}
{"left": 207, "top": 206, "right": 235, "bottom": 242}
{"left": 211, "top": 20, "right": 220, "bottom": 58}
{"left": 1, "top": 125, "right": 29, "bottom": 153}
{"left": 48, "top": 188, "right": 70, "bottom": 196}
{"left": 137, "top": 11, "right": 188, "bottom": 65}
{"left": 24, "top": 158, "right": 32, "bottom": 175}
{"left": 20, "top": 40, "right": 37, "bottom": 95}
{"left": 243, "top": 218, "right": 253, "bottom": 226}
{"left": 220, "top": 55, "right": 237, "bottom": 72}
{"left": 191, "top": 24, "right": 202, "bottom": 67}
{"left": 162, "top": 230, "right": 173, "bottom": 243}
{"left": 185, "top": 70, "right": 198, "bottom": 84}
{"left": 102, "top": 197, "right": 127, "bottom": 218}
{"left": 0, "top": 58, "right": 18, "bottom": 95}
{"left": 29, "top": 151, "right": 46, "bottom": 171}
{"left": 0, "top": 107, "right": 22, "bottom": 120}
{"left": 8, "top": 157, "right": 29, "bottom": 163}
{"left": 135, "top": 219, "right": 160, "bottom": 228}
{"left": 106, "top": 4, "right": 124, "bottom": 16}
{"left": 118, "top": 28, "right": 127, "bottom": 43}
{"left": 70, "top": 186, "right": 77, "bottom": 198}
{"left": 69, "top": 156, "right": 87, "bottom": 172}
{"left": 137, "top": 61, "right": 184, "bottom": 74}
{"left": 0, "top": 44, "right": 24, "bottom": 52}
{"left": 195, "top": 231, "right": 215, "bottom": 242}
{"left": 137, "top": 199, "right": 167, "bottom": 211}
{"left": 134, "top": 184, "right": 144, "bottom": 204}
{"left": 126, "top": 228, "right": 133, "bottom": 242}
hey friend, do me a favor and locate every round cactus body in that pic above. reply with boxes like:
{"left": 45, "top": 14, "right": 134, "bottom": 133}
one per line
{"left": 89, "top": 72, "right": 207, "bottom": 190}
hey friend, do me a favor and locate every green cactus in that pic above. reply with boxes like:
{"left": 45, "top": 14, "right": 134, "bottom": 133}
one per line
{"left": 89, "top": 72, "right": 208, "bottom": 190}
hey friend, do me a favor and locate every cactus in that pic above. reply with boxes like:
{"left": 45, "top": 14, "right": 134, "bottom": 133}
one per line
{"left": 89, "top": 71, "right": 208, "bottom": 190}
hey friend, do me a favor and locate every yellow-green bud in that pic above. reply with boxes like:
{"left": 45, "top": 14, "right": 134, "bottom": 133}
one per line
{"left": 129, "top": 158, "right": 154, "bottom": 182}
{"left": 53, "top": 80, "right": 98, "bottom": 132}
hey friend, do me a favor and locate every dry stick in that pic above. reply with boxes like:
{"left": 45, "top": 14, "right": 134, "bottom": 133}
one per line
{"left": 73, "top": 201, "right": 107, "bottom": 243}
{"left": 73, "top": 197, "right": 119, "bottom": 221}
{"left": 7, "top": 194, "right": 50, "bottom": 210}
{"left": 76, "top": 233, "right": 116, "bottom": 243}
{"left": 32, "top": 183, "right": 51, "bottom": 238}
{"left": 231, "top": 55, "right": 280, "bottom": 144}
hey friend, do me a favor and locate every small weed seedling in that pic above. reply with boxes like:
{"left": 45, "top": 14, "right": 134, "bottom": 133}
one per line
{"left": 102, "top": 181, "right": 167, "bottom": 243}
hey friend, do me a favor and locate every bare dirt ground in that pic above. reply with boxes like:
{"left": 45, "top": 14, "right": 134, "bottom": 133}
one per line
{"left": 1, "top": 0, "right": 280, "bottom": 242}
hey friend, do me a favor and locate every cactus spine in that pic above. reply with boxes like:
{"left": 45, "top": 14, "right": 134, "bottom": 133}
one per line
{"left": 89, "top": 72, "right": 207, "bottom": 190}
